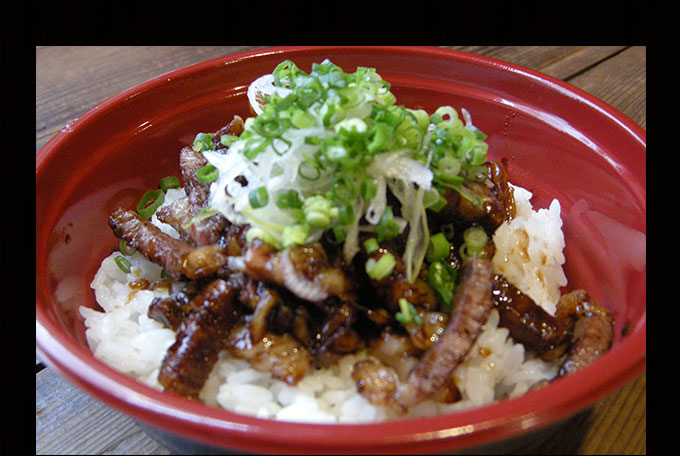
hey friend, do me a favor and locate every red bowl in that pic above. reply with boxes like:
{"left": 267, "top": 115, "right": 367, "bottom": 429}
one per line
{"left": 36, "top": 46, "right": 645, "bottom": 454}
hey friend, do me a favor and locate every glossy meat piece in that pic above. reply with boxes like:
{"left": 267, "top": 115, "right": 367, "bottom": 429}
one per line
{"left": 432, "top": 160, "right": 515, "bottom": 232}
{"left": 484, "top": 159, "right": 516, "bottom": 224}
{"left": 148, "top": 295, "right": 186, "bottom": 331}
{"left": 400, "top": 310, "right": 449, "bottom": 351}
{"left": 227, "top": 327, "right": 312, "bottom": 385}
{"left": 154, "top": 195, "right": 228, "bottom": 247}
{"left": 212, "top": 115, "right": 245, "bottom": 150}
{"left": 240, "top": 240, "right": 356, "bottom": 303}
{"left": 109, "top": 208, "right": 228, "bottom": 280}
{"left": 555, "top": 289, "right": 614, "bottom": 376}
{"left": 179, "top": 146, "right": 211, "bottom": 209}
{"left": 311, "top": 302, "right": 361, "bottom": 366}
{"left": 366, "top": 246, "right": 438, "bottom": 312}
{"left": 186, "top": 212, "right": 229, "bottom": 247}
{"left": 240, "top": 276, "right": 283, "bottom": 344}
{"left": 157, "top": 279, "right": 238, "bottom": 398}
{"left": 147, "top": 283, "right": 200, "bottom": 331}
{"left": 352, "top": 359, "right": 401, "bottom": 408}
{"left": 492, "top": 274, "right": 570, "bottom": 360}
{"left": 367, "top": 330, "right": 420, "bottom": 380}
{"left": 177, "top": 142, "right": 231, "bottom": 246}
{"left": 154, "top": 196, "right": 194, "bottom": 240}
{"left": 401, "top": 258, "right": 494, "bottom": 407}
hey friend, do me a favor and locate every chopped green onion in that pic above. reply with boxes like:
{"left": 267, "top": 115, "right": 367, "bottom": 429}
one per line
{"left": 195, "top": 164, "right": 218, "bottom": 184}
{"left": 375, "top": 206, "right": 401, "bottom": 242}
{"left": 298, "top": 161, "right": 321, "bottom": 181}
{"left": 427, "top": 261, "right": 456, "bottom": 312}
{"left": 433, "top": 170, "right": 465, "bottom": 187}
{"left": 427, "top": 194, "right": 448, "bottom": 213}
{"left": 159, "top": 176, "right": 180, "bottom": 192}
{"left": 426, "top": 232, "right": 452, "bottom": 263}
{"left": 360, "top": 177, "right": 378, "bottom": 200}
{"left": 422, "top": 188, "right": 441, "bottom": 209}
{"left": 335, "top": 117, "right": 368, "bottom": 137}
{"left": 281, "top": 224, "right": 309, "bottom": 249}
{"left": 365, "top": 252, "right": 396, "bottom": 280}
{"left": 276, "top": 190, "right": 303, "bottom": 209}
{"left": 291, "top": 109, "right": 317, "bottom": 128}
{"left": 460, "top": 225, "right": 489, "bottom": 259}
{"left": 367, "top": 122, "right": 392, "bottom": 154}
{"left": 441, "top": 223, "right": 455, "bottom": 240}
{"left": 136, "top": 189, "right": 164, "bottom": 219}
{"left": 437, "top": 156, "right": 461, "bottom": 176}
{"left": 249, "top": 186, "right": 269, "bottom": 209}
{"left": 243, "top": 136, "right": 270, "bottom": 159}
{"left": 331, "top": 224, "right": 346, "bottom": 243}
{"left": 119, "top": 239, "right": 135, "bottom": 256}
{"left": 114, "top": 255, "right": 132, "bottom": 274}
{"left": 203, "top": 60, "right": 493, "bottom": 279}
{"left": 331, "top": 175, "right": 356, "bottom": 203}
{"left": 463, "top": 225, "right": 488, "bottom": 249}
{"left": 430, "top": 106, "right": 458, "bottom": 125}
{"left": 363, "top": 238, "right": 379, "bottom": 255}
{"left": 192, "top": 132, "right": 215, "bottom": 152}
{"left": 304, "top": 136, "right": 322, "bottom": 146}
{"left": 395, "top": 298, "right": 423, "bottom": 327}
{"left": 220, "top": 134, "right": 240, "bottom": 147}
{"left": 468, "top": 125, "right": 488, "bottom": 140}
{"left": 272, "top": 137, "right": 292, "bottom": 155}
{"left": 337, "top": 204, "right": 354, "bottom": 226}
{"left": 325, "top": 145, "right": 348, "bottom": 163}
{"left": 303, "top": 195, "right": 334, "bottom": 228}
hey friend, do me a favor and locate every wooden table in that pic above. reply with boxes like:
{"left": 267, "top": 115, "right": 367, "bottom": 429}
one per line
{"left": 36, "top": 46, "right": 646, "bottom": 455}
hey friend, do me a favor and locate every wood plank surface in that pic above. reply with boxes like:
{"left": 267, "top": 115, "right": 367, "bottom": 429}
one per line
{"left": 36, "top": 46, "right": 646, "bottom": 455}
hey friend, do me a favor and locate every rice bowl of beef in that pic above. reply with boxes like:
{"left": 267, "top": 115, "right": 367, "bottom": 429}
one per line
{"left": 36, "top": 46, "right": 645, "bottom": 454}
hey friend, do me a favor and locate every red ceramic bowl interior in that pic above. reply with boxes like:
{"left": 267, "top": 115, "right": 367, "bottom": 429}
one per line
{"left": 36, "top": 46, "right": 646, "bottom": 454}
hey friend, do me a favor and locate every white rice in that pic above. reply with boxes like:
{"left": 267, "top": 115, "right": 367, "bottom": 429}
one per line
{"left": 80, "top": 185, "right": 564, "bottom": 422}
{"left": 492, "top": 185, "right": 567, "bottom": 315}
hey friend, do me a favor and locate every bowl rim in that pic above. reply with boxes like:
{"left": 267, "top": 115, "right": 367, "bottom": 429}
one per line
{"left": 36, "top": 46, "right": 646, "bottom": 454}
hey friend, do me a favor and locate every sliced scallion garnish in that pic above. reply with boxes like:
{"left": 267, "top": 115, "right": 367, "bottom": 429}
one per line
{"left": 159, "top": 176, "right": 180, "bottom": 192}
{"left": 459, "top": 225, "right": 489, "bottom": 260}
{"left": 119, "top": 239, "right": 135, "bottom": 256}
{"left": 136, "top": 189, "right": 164, "bottom": 219}
{"left": 425, "top": 232, "right": 452, "bottom": 263}
{"left": 395, "top": 298, "right": 423, "bottom": 327}
{"left": 365, "top": 252, "right": 396, "bottom": 280}
{"left": 195, "top": 164, "right": 218, "bottom": 184}
{"left": 248, "top": 186, "right": 269, "bottom": 209}
{"left": 114, "top": 256, "right": 132, "bottom": 274}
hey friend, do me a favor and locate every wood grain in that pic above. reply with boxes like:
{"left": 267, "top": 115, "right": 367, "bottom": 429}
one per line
{"left": 36, "top": 46, "right": 646, "bottom": 455}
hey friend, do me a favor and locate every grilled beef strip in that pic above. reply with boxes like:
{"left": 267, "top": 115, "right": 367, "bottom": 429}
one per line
{"left": 401, "top": 258, "right": 494, "bottom": 407}
{"left": 492, "top": 274, "right": 571, "bottom": 361}
{"left": 555, "top": 289, "right": 614, "bottom": 376}
{"left": 157, "top": 279, "right": 239, "bottom": 399}
{"left": 109, "top": 207, "right": 228, "bottom": 280}
{"left": 176, "top": 115, "right": 244, "bottom": 247}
